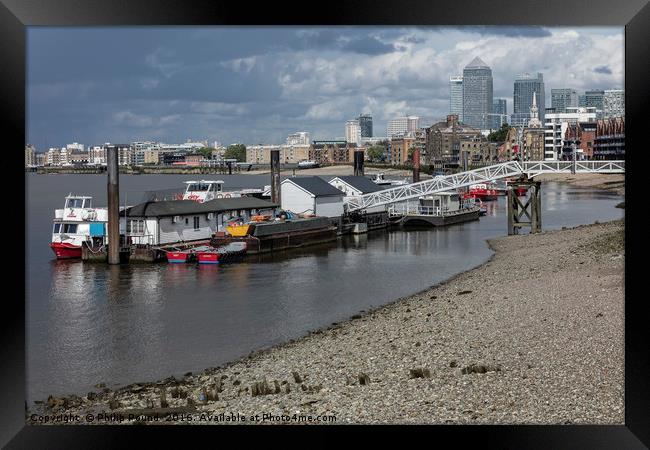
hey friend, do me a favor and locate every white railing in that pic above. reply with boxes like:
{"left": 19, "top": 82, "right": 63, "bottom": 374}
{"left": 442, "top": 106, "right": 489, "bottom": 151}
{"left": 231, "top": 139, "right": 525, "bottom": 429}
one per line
{"left": 345, "top": 160, "right": 624, "bottom": 212}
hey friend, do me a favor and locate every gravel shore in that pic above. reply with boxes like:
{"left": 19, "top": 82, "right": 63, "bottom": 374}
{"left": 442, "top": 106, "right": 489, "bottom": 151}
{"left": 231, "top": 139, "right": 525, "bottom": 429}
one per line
{"left": 534, "top": 173, "right": 625, "bottom": 195}
{"left": 32, "top": 220, "right": 624, "bottom": 425}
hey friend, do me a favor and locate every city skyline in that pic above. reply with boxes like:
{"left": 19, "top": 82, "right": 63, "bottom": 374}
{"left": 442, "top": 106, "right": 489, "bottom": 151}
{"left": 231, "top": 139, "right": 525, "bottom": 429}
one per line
{"left": 28, "top": 26, "right": 623, "bottom": 150}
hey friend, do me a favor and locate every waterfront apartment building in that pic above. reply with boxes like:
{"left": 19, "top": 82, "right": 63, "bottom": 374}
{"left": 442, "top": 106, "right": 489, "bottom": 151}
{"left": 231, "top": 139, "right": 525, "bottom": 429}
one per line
{"left": 46, "top": 147, "right": 67, "bottom": 166}
{"left": 603, "top": 90, "right": 625, "bottom": 118}
{"left": 593, "top": 117, "right": 625, "bottom": 160}
{"left": 247, "top": 144, "right": 310, "bottom": 164}
{"left": 25, "top": 144, "right": 36, "bottom": 167}
{"left": 449, "top": 76, "right": 463, "bottom": 122}
{"left": 308, "top": 141, "right": 358, "bottom": 164}
{"left": 425, "top": 114, "right": 484, "bottom": 166}
{"left": 522, "top": 128, "right": 546, "bottom": 161}
{"left": 345, "top": 120, "right": 361, "bottom": 144}
{"left": 462, "top": 57, "right": 493, "bottom": 130}
{"left": 387, "top": 116, "right": 420, "bottom": 139}
{"left": 388, "top": 133, "right": 417, "bottom": 165}
{"left": 89, "top": 146, "right": 106, "bottom": 165}
{"left": 544, "top": 107, "right": 597, "bottom": 160}
{"left": 551, "top": 88, "right": 578, "bottom": 113}
{"left": 562, "top": 122, "right": 597, "bottom": 160}
{"left": 35, "top": 152, "right": 46, "bottom": 167}
{"left": 132, "top": 141, "right": 160, "bottom": 165}
{"left": 286, "top": 132, "right": 310, "bottom": 146}
{"left": 512, "top": 72, "right": 545, "bottom": 127}
{"left": 358, "top": 114, "right": 373, "bottom": 138}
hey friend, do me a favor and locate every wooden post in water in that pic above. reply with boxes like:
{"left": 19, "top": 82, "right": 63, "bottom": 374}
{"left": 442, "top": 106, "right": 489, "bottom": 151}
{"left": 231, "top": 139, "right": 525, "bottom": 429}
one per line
{"left": 507, "top": 187, "right": 515, "bottom": 235}
{"left": 353, "top": 150, "right": 364, "bottom": 177}
{"left": 270, "top": 149, "right": 281, "bottom": 205}
{"left": 107, "top": 145, "right": 120, "bottom": 264}
{"left": 412, "top": 149, "right": 420, "bottom": 183}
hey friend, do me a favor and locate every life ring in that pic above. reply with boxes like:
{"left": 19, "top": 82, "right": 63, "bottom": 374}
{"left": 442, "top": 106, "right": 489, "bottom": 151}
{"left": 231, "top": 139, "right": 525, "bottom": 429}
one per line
{"left": 216, "top": 194, "right": 223, "bottom": 198}
{"left": 224, "top": 193, "right": 231, "bottom": 198}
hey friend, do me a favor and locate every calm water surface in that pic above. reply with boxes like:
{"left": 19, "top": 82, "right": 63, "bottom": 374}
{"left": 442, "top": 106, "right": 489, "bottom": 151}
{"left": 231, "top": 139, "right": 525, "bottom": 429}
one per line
{"left": 26, "top": 173, "right": 624, "bottom": 403}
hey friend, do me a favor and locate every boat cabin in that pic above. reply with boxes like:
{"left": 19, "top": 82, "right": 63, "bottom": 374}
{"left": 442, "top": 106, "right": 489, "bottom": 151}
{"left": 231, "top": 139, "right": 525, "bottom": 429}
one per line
{"left": 419, "top": 192, "right": 461, "bottom": 214}
{"left": 52, "top": 195, "right": 109, "bottom": 250}
{"left": 182, "top": 180, "right": 243, "bottom": 202}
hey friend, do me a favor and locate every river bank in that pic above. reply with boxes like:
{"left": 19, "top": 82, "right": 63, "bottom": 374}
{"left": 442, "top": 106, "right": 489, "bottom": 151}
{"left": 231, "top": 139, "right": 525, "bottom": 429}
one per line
{"left": 534, "top": 173, "right": 625, "bottom": 195}
{"left": 31, "top": 219, "right": 624, "bottom": 425}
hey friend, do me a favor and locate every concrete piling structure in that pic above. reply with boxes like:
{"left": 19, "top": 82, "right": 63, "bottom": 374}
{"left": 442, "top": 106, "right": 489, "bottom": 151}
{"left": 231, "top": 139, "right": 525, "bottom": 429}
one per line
{"left": 270, "top": 149, "right": 281, "bottom": 205}
{"left": 107, "top": 145, "right": 120, "bottom": 264}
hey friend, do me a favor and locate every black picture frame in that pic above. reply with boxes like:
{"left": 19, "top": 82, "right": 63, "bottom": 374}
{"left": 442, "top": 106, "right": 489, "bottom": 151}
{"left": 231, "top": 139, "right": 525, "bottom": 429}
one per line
{"left": 3, "top": 0, "right": 648, "bottom": 447}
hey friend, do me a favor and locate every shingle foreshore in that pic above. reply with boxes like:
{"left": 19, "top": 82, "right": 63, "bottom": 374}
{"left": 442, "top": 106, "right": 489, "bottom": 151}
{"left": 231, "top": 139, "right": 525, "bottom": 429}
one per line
{"left": 33, "top": 220, "right": 624, "bottom": 425}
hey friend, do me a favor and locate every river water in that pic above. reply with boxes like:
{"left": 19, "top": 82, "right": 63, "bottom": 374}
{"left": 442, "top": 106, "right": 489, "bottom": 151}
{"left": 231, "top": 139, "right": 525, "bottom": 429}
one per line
{"left": 26, "top": 173, "right": 624, "bottom": 403}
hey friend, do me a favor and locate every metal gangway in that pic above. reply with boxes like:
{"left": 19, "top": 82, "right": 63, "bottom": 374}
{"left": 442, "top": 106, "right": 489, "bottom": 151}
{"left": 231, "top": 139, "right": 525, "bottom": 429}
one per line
{"left": 344, "top": 160, "right": 625, "bottom": 212}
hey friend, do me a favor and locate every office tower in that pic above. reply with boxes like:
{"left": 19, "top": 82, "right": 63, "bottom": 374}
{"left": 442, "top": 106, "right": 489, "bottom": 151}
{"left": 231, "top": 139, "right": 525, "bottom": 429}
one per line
{"left": 358, "top": 114, "right": 373, "bottom": 138}
{"left": 449, "top": 76, "right": 463, "bottom": 122}
{"left": 512, "top": 72, "right": 545, "bottom": 127}
{"left": 551, "top": 88, "right": 578, "bottom": 113}
{"left": 462, "top": 57, "right": 493, "bottom": 129}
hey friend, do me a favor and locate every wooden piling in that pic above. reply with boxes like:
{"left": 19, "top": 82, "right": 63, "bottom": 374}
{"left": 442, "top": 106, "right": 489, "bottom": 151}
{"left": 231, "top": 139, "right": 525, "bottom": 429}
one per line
{"left": 412, "top": 149, "right": 420, "bottom": 183}
{"left": 270, "top": 149, "right": 281, "bottom": 205}
{"left": 106, "top": 145, "right": 120, "bottom": 264}
{"left": 353, "top": 150, "right": 364, "bottom": 177}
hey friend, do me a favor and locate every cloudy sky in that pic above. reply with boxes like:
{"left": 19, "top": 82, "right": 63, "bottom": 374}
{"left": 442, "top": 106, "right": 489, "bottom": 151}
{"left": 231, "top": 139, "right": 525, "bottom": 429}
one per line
{"left": 27, "top": 26, "right": 623, "bottom": 150}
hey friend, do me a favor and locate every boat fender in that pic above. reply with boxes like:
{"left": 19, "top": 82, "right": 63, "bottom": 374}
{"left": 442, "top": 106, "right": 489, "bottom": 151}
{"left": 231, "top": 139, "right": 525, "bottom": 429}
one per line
{"left": 224, "top": 193, "right": 232, "bottom": 198}
{"left": 217, "top": 194, "right": 223, "bottom": 198}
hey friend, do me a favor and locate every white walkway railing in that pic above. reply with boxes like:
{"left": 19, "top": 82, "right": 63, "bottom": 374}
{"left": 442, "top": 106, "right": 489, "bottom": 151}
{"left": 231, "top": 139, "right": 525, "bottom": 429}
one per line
{"left": 345, "top": 160, "right": 624, "bottom": 212}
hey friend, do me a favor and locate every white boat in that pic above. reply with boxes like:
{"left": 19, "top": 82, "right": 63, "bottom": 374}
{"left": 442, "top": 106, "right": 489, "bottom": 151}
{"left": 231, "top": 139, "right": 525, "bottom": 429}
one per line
{"left": 298, "top": 160, "right": 319, "bottom": 169}
{"left": 182, "top": 180, "right": 264, "bottom": 202}
{"left": 370, "top": 173, "right": 409, "bottom": 186}
{"left": 50, "top": 195, "right": 109, "bottom": 259}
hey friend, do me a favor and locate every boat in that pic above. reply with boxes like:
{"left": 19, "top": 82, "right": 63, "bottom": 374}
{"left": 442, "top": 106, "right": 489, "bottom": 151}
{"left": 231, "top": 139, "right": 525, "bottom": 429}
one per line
{"left": 180, "top": 180, "right": 265, "bottom": 203}
{"left": 194, "top": 242, "right": 248, "bottom": 264}
{"left": 298, "top": 160, "right": 320, "bottom": 169}
{"left": 166, "top": 249, "right": 190, "bottom": 263}
{"left": 50, "top": 195, "right": 108, "bottom": 259}
{"left": 370, "top": 173, "right": 409, "bottom": 186}
{"left": 225, "top": 220, "right": 252, "bottom": 237}
{"left": 463, "top": 183, "right": 500, "bottom": 201}
{"left": 389, "top": 192, "right": 481, "bottom": 227}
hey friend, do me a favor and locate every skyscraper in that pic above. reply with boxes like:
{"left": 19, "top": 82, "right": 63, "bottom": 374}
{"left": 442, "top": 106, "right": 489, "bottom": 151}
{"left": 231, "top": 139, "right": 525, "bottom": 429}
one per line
{"left": 345, "top": 120, "right": 361, "bottom": 144}
{"left": 603, "top": 89, "right": 624, "bottom": 118}
{"left": 551, "top": 88, "right": 578, "bottom": 113}
{"left": 449, "top": 76, "right": 463, "bottom": 122}
{"left": 387, "top": 116, "right": 420, "bottom": 138}
{"left": 462, "top": 57, "right": 493, "bottom": 130}
{"left": 358, "top": 114, "right": 373, "bottom": 138}
{"left": 512, "top": 72, "right": 545, "bottom": 127}
{"left": 491, "top": 98, "right": 507, "bottom": 129}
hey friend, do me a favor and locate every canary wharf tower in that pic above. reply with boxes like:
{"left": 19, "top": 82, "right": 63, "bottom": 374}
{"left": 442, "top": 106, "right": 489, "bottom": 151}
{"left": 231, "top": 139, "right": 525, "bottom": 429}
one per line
{"left": 462, "top": 56, "right": 493, "bottom": 129}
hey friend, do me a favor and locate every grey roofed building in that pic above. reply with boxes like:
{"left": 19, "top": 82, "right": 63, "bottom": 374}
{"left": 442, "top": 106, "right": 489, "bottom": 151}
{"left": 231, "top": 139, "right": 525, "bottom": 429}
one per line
{"left": 331, "top": 176, "right": 385, "bottom": 194}
{"left": 287, "top": 176, "right": 346, "bottom": 197}
{"left": 122, "top": 197, "right": 279, "bottom": 217}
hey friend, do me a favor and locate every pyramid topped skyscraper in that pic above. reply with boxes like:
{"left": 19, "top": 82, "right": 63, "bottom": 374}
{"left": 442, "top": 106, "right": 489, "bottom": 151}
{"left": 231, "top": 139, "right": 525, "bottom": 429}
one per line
{"left": 462, "top": 57, "right": 493, "bottom": 130}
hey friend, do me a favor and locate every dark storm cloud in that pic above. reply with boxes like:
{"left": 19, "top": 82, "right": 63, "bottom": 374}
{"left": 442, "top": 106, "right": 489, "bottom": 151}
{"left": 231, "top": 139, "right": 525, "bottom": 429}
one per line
{"left": 340, "top": 36, "right": 398, "bottom": 55}
{"left": 594, "top": 65, "right": 612, "bottom": 74}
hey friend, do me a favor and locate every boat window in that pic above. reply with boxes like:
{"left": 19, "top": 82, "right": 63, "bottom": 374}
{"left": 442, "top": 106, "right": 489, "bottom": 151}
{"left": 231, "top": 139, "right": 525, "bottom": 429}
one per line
{"left": 53, "top": 223, "right": 61, "bottom": 233}
{"left": 66, "top": 198, "right": 84, "bottom": 208}
{"left": 193, "top": 216, "right": 200, "bottom": 230}
{"left": 62, "top": 224, "right": 78, "bottom": 233}
{"left": 187, "top": 184, "right": 210, "bottom": 192}
{"left": 127, "top": 219, "right": 145, "bottom": 235}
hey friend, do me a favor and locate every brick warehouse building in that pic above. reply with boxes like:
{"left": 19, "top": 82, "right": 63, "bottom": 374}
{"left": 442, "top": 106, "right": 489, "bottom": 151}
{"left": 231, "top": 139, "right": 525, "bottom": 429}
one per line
{"left": 593, "top": 117, "right": 625, "bottom": 160}
{"left": 562, "top": 122, "right": 597, "bottom": 160}
{"left": 309, "top": 141, "right": 360, "bottom": 164}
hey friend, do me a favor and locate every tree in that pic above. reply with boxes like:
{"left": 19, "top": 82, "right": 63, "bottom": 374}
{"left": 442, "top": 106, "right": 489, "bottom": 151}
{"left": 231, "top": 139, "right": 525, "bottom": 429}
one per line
{"left": 488, "top": 123, "right": 511, "bottom": 142}
{"left": 196, "top": 147, "right": 215, "bottom": 159}
{"left": 366, "top": 145, "right": 386, "bottom": 162}
{"left": 224, "top": 143, "right": 246, "bottom": 162}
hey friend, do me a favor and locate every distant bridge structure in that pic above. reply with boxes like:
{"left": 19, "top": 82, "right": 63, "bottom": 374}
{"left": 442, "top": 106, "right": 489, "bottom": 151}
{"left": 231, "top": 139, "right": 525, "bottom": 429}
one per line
{"left": 344, "top": 160, "right": 625, "bottom": 213}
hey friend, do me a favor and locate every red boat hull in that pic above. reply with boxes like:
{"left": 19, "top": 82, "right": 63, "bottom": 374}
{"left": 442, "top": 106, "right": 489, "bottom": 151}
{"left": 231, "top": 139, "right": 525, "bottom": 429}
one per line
{"left": 197, "top": 252, "right": 220, "bottom": 264}
{"left": 166, "top": 251, "right": 189, "bottom": 263}
{"left": 467, "top": 188, "right": 499, "bottom": 201}
{"left": 50, "top": 242, "right": 82, "bottom": 259}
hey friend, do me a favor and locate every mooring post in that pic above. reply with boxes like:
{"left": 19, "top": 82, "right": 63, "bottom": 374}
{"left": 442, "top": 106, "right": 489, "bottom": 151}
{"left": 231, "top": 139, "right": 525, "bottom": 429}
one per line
{"left": 107, "top": 145, "right": 120, "bottom": 264}
{"left": 506, "top": 187, "right": 514, "bottom": 235}
{"left": 412, "top": 148, "right": 420, "bottom": 183}
{"left": 270, "top": 149, "right": 281, "bottom": 205}
{"left": 353, "top": 150, "right": 364, "bottom": 177}
{"left": 534, "top": 181, "right": 542, "bottom": 232}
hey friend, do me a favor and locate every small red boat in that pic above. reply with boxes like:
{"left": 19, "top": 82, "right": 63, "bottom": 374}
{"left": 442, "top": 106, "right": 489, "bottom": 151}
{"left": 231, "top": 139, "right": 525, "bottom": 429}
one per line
{"left": 50, "top": 242, "right": 83, "bottom": 259}
{"left": 194, "top": 242, "right": 247, "bottom": 264}
{"left": 166, "top": 250, "right": 190, "bottom": 263}
{"left": 465, "top": 183, "right": 500, "bottom": 201}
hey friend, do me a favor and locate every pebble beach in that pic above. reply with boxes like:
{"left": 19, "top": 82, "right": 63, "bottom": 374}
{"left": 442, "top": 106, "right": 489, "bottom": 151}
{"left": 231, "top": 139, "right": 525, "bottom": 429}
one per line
{"left": 31, "top": 218, "right": 625, "bottom": 425}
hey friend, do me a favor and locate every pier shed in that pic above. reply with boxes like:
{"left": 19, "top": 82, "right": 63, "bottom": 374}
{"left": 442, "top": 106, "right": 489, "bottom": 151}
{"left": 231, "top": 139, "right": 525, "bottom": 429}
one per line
{"left": 281, "top": 177, "right": 345, "bottom": 218}
{"left": 120, "top": 197, "right": 278, "bottom": 245}
{"left": 328, "top": 176, "right": 387, "bottom": 213}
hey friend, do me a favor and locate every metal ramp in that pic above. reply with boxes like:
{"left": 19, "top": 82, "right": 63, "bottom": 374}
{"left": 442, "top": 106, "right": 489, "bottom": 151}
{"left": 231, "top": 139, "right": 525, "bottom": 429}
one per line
{"left": 344, "top": 160, "right": 625, "bottom": 212}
